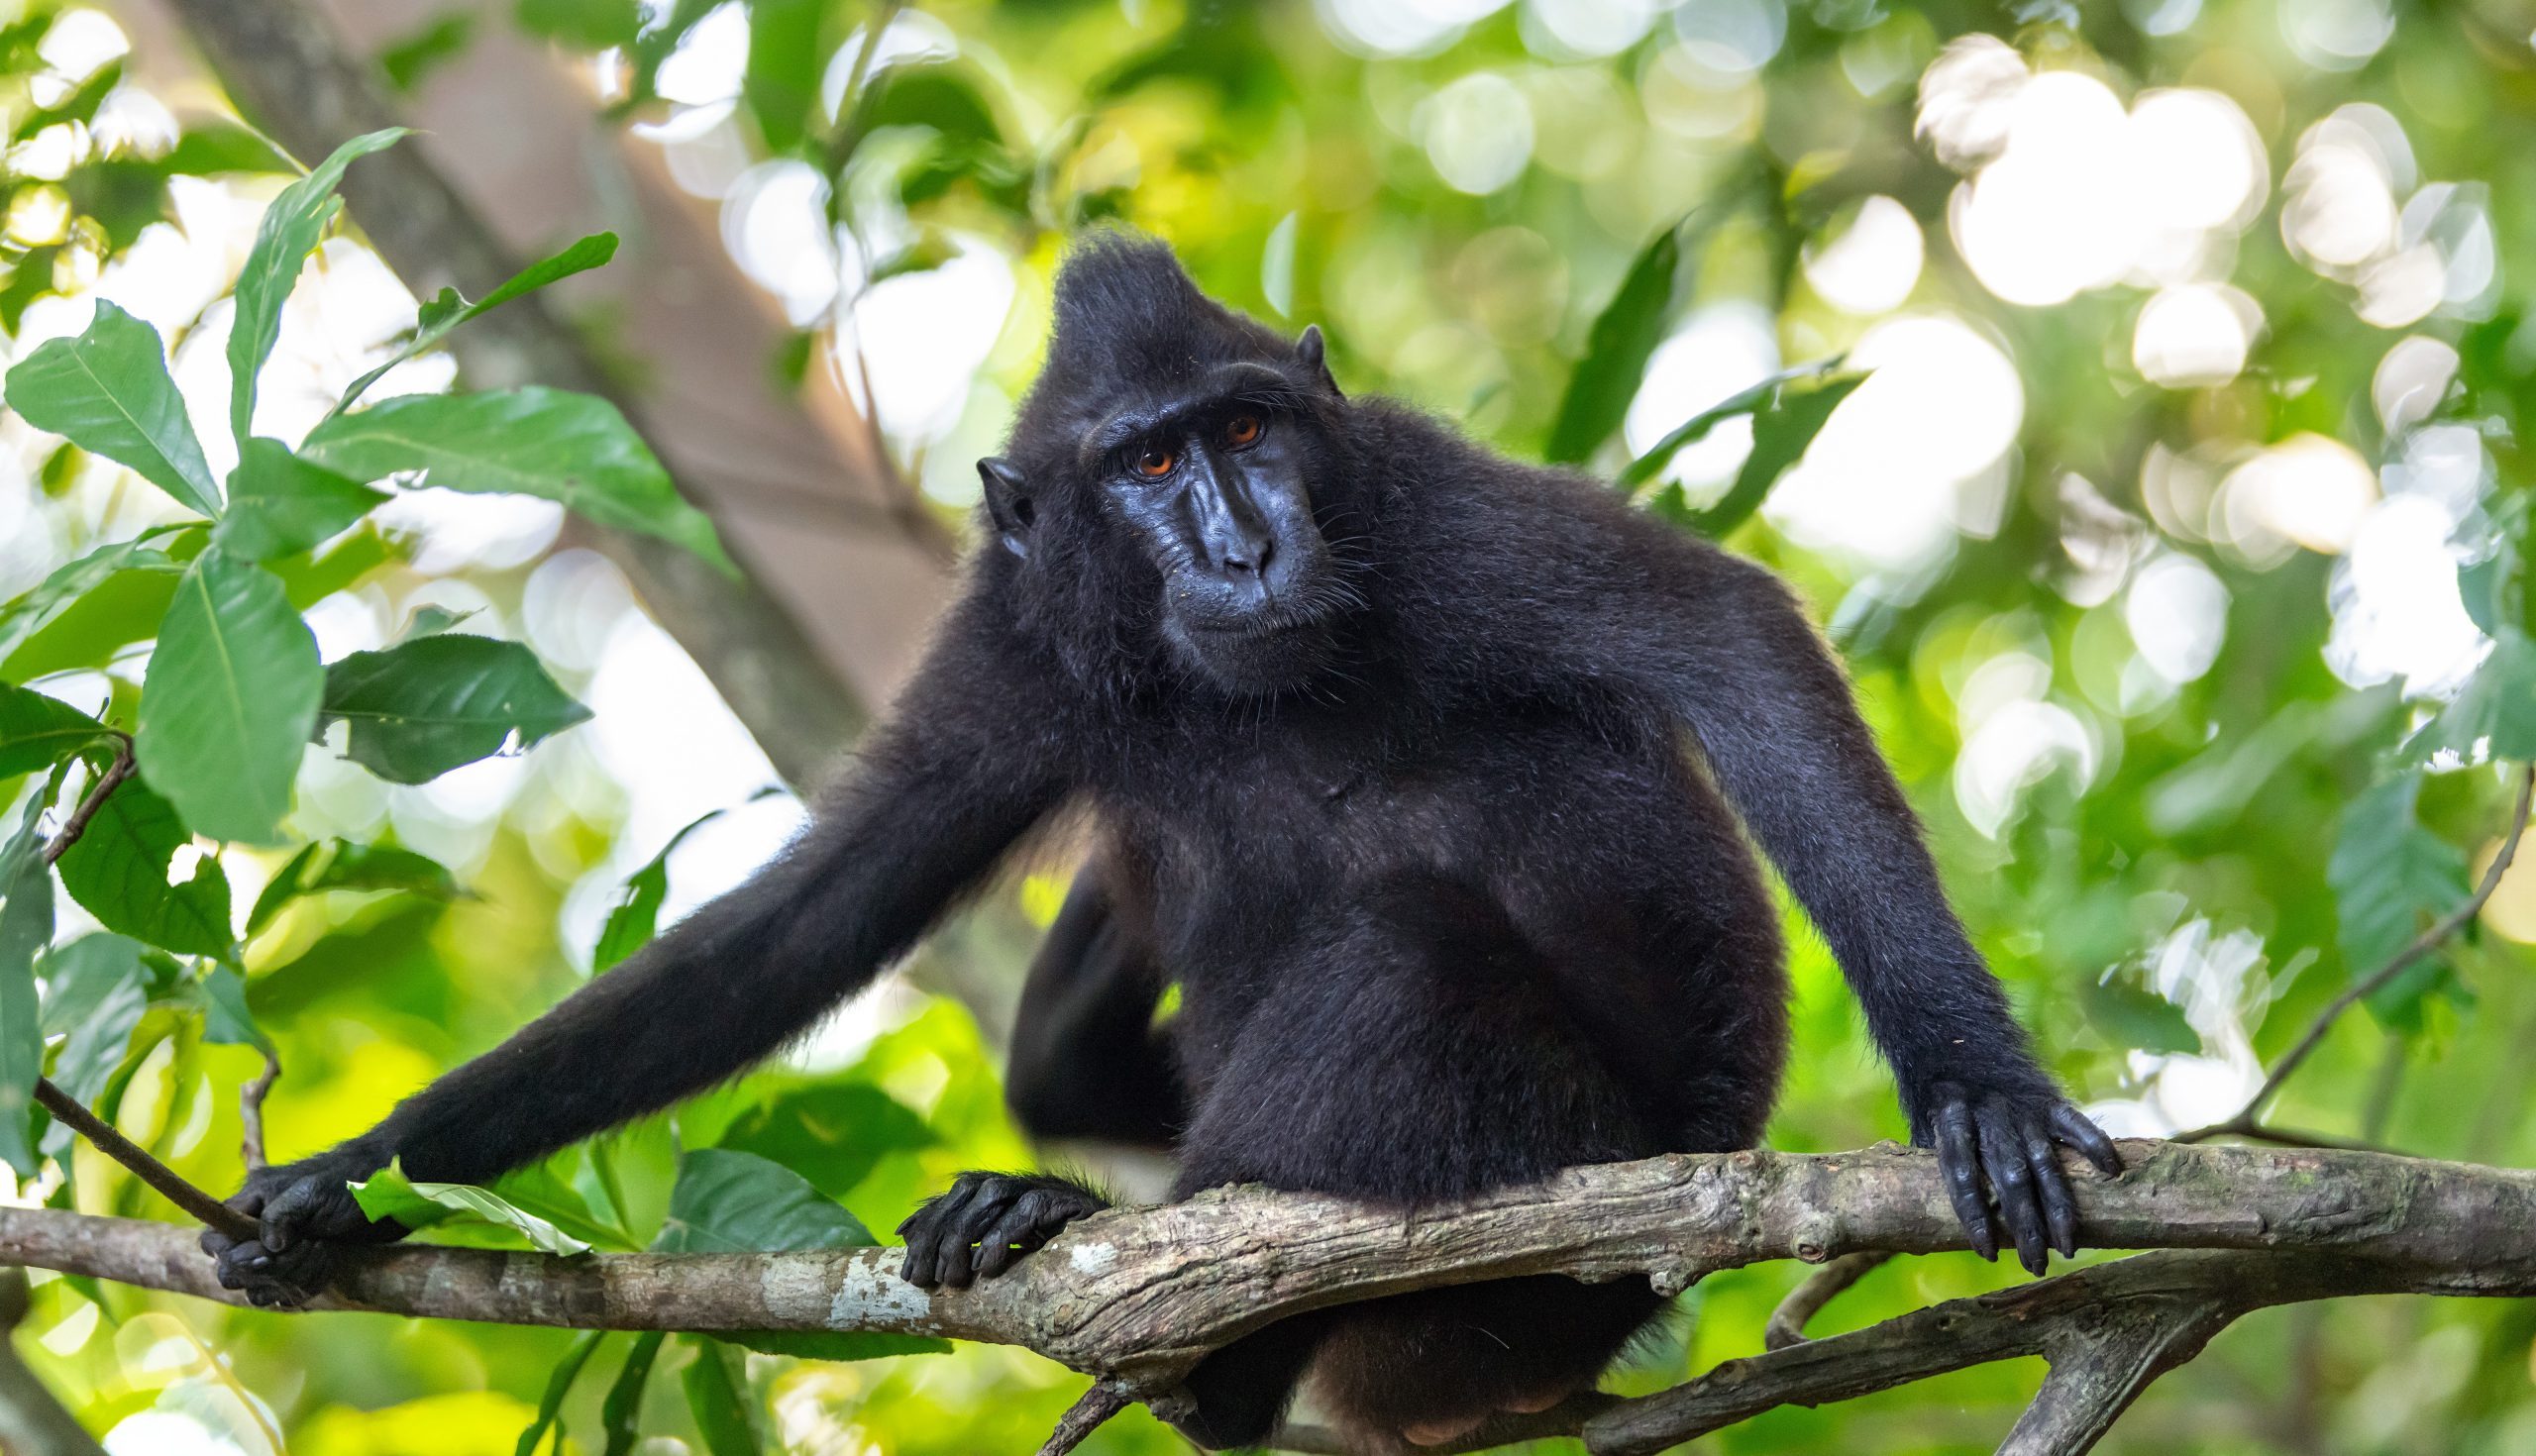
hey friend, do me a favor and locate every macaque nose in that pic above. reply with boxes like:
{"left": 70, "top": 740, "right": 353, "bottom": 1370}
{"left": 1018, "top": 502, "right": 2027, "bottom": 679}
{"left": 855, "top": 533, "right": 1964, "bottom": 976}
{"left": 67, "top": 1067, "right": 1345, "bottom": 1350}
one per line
{"left": 1220, "top": 537, "right": 1275, "bottom": 578}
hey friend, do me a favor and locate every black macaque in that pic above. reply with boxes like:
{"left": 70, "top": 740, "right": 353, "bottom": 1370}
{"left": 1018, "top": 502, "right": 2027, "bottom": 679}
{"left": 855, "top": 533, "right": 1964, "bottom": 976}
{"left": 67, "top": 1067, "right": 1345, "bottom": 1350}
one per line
{"left": 205, "top": 234, "right": 2120, "bottom": 1453}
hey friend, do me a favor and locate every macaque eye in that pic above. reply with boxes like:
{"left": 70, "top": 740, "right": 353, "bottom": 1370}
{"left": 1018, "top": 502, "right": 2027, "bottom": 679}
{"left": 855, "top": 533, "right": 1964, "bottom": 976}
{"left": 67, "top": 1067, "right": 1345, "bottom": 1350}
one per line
{"left": 1135, "top": 446, "right": 1177, "bottom": 477}
{"left": 1224, "top": 414, "right": 1263, "bottom": 448}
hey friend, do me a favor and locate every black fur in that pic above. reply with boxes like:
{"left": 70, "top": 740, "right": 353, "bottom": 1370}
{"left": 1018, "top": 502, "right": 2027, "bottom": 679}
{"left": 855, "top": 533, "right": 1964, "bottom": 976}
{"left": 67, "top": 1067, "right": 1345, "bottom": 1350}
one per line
{"left": 205, "top": 233, "right": 2120, "bottom": 1451}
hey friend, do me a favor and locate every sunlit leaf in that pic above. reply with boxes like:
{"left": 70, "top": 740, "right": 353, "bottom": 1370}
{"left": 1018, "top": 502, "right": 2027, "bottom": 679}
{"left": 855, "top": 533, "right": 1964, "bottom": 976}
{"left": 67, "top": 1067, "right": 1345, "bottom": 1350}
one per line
{"left": 300, "top": 386, "right": 731, "bottom": 571}
{"left": 1676, "top": 372, "right": 1867, "bottom": 541}
{"left": 246, "top": 839, "right": 461, "bottom": 938}
{"left": 55, "top": 777, "right": 232, "bottom": 957}
{"left": 332, "top": 233, "right": 620, "bottom": 416}
{"left": 744, "top": 0, "right": 824, "bottom": 153}
{"left": 320, "top": 634, "right": 591, "bottom": 785}
{"left": 1616, "top": 357, "right": 1851, "bottom": 489}
{"left": 3, "top": 301, "right": 219, "bottom": 517}
{"left": 2329, "top": 772, "right": 2471, "bottom": 1030}
{"left": 0, "top": 681, "right": 108, "bottom": 780}
{"left": 212, "top": 440, "right": 388, "bottom": 563}
{"left": 135, "top": 549, "right": 324, "bottom": 845}
{"left": 226, "top": 128, "right": 408, "bottom": 445}
{"left": 350, "top": 1158, "right": 594, "bottom": 1254}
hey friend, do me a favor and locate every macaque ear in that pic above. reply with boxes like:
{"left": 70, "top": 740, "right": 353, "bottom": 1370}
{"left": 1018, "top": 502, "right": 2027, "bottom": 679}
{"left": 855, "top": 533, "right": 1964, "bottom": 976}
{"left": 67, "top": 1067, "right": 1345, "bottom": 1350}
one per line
{"left": 1296, "top": 324, "right": 1341, "bottom": 398}
{"left": 978, "top": 457, "right": 1035, "bottom": 559}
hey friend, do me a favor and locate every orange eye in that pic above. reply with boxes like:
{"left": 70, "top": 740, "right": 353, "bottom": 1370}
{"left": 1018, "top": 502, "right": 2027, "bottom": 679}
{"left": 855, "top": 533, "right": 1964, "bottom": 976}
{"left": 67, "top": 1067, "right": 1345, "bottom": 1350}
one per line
{"left": 1225, "top": 414, "right": 1263, "bottom": 447}
{"left": 1135, "top": 446, "right": 1177, "bottom": 477}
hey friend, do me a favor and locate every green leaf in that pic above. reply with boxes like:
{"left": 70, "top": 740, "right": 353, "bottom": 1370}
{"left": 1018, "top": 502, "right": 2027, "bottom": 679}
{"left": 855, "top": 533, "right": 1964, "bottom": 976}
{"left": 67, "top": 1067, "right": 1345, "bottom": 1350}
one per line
{"left": 270, "top": 524, "right": 402, "bottom": 611}
{"left": 2081, "top": 975, "right": 2199, "bottom": 1056}
{"left": 301, "top": 387, "right": 730, "bottom": 570}
{"left": 350, "top": 1157, "right": 594, "bottom": 1254}
{"left": 3, "top": 301, "right": 220, "bottom": 517}
{"left": 1678, "top": 372, "right": 1867, "bottom": 541}
{"left": 55, "top": 778, "right": 233, "bottom": 957}
{"left": 514, "top": 1330, "right": 606, "bottom": 1456}
{"left": 0, "top": 682, "right": 109, "bottom": 780}
{"left": 245, "top": 838, "right": 460, "bottom": 937}
{"left": 211, "top": 440, "right": 388, "bottom": 562}
{"left": 331, "top": 233, "right": 620, "bottom": 416}
{"left": 0, "top": 795, "right": 54, "bottom": 1178}
{"left": 712, "top": 1082, "right": 934, "bottom": 1197}
{"left": 320, "top": 634, "right": 592, "bottom": 784}
{"left": 592, "top": 808, "right": 724, "bottom": 973}
{"left": 2407, "top": 632, "right": 2536, "bottom": 765}
{"left": 136, "top": 549, "right": 324, "bottom": 845}
{"left": 745, "top": 0, "right": 825, "bottom": 153}
{"left": 601, "top": 1332, "right": 666, "bottom": 1456}
{"left": 0, "top": 527, "right": 191, "bottom": 668}
{"left": 2328, "top": 773, "right": 2471, "bottom": 1030}
{"left": 486, "top": 1160, "right": 630, "bottom": 1251}
{"left": 37, "top": 936, "right": 149, "bottom": 1162}
{"left": 226, "top": 128, "right": 408, "bottom": 445}
{"left": 652, "top": 1148, "right": 876, "bottom": 1253}
{"left": 197, "top": 965, "right": 269, "bottom": 1052}
{"left": 1616, "top": 356, "right": 1851, "bottom": 490}
{"left": 680, "top": 1337, "right": 760, "bottom": 1456}
{"left": 1544, "top": 213, "right": 1710, "bottom": 466}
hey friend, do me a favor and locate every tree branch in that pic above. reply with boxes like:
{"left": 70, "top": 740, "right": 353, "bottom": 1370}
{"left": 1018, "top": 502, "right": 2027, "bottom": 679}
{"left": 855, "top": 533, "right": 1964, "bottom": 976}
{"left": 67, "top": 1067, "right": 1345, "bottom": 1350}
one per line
{"left": 2185, "top": 762, "right": 2535, "bottom": 1144}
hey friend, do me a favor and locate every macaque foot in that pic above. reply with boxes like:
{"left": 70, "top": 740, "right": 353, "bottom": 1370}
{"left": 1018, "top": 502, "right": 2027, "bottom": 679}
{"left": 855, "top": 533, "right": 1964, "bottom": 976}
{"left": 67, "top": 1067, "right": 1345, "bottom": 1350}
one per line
{"left": 897, "top": 1171, "right": 1107, "bottom": 1289}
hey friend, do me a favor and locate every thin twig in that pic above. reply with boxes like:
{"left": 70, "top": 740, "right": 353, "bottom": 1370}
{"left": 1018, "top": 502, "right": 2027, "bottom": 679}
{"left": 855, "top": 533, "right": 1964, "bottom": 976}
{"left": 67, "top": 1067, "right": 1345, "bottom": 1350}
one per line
{"left": 27, "top": 736, "right": 256, "bottom": 1241}
{"left": 240, "top": 1052, "right": 281, "bottom": 1172}
{"left": 1036, "top": 1381, "right": 1135, "bottom": 1456}
{"left": 31, "top": 1083, "right": 255, "bottom": 1241}
{"left": 39, "top": 734, "right": 134, "bottom": 866}
{"left": 2182, "top": 763, "right": 2535, "bottom": 1144}
{"left": 1764, "top": 1251, "right": 1893, "bottom": 1351}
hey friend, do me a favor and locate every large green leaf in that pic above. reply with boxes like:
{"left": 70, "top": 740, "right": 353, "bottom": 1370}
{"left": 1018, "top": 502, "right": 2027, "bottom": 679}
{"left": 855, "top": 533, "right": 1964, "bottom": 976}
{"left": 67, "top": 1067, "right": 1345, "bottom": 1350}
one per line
{"left": 2328, "top": 772, "right": 2471, "bottom": 1031}
{"left": 0, "top": 682, "right": 109, "bottom": 780}
{"left": 320, "top": 634, "right": 591, "bottom": 784}
{"left": 212, "top": 439, "right": 388, "bottom": 562}
{"left": 712, "top": 1081, "right": 934, "bottom": 1197}
{"left": 1616, "top": 357, "right": 1851, "bottom": 489}
{"left": 135, "top": 549, "right": 325, "bottom": 845}
{"left": 245, "top": 838, "right": 460, "bottom": 937}
{"left": 3, "top": 301, "right": 220, "bottom": 517}
{"left": 331, "top": 232, "right": 620, "bottom": 417}
{"left": 653, "top": 1148, "right": 876, "bottom": 1254}
{"left": 55, "top": 777, "right": 233, "bottom": 957}
{"left": 299, "top": 387, "right": 731, "bottom": 571}
{"left": 196, "top": 964, "right": 270, "bottom": 1052}
{"left": 350, "top": 1158, "right": 594, "bottom": 1253}
{"left": 0, "top": 795, "right": 53, "bottom": 1178}
{"left": 592, "top": 807, "right": 724, "bottom": 973}
{"left": 225, "top": 128, "right": 408, "bottom": 444}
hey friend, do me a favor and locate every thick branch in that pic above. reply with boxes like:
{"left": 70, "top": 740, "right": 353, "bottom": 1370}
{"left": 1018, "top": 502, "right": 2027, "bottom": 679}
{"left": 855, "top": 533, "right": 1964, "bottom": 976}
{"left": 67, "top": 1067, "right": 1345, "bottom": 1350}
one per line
{"left": 0, "top": 1143, "right": 2526, "bottom": 1387}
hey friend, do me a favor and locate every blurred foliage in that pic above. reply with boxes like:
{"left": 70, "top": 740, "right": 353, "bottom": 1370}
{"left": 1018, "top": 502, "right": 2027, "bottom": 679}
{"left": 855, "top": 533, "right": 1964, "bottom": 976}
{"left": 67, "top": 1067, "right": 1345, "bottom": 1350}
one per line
{"left": 2, "top": 0, "right": 2536, "bottom": 1453}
